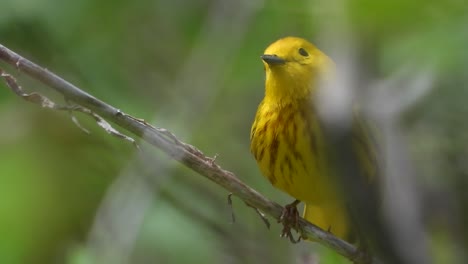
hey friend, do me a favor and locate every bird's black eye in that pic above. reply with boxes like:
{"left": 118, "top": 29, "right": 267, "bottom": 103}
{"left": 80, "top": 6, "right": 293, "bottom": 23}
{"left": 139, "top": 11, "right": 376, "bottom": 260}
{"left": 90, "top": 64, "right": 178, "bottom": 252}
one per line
{"left": 298, "top": 48, "right": 309, "bottom": 57}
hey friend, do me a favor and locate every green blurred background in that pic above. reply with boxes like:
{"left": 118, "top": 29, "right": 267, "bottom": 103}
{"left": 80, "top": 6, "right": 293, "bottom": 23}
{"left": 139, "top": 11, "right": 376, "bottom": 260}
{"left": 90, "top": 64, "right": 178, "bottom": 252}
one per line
{"left": 0, "top": 0, "right": 467, "bottom": 263}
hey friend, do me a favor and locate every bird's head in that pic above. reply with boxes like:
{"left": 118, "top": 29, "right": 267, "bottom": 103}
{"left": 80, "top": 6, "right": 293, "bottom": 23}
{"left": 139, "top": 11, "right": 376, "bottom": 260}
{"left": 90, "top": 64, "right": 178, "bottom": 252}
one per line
{"left": 261, "top": 37, "right": 333, "bottom": 101}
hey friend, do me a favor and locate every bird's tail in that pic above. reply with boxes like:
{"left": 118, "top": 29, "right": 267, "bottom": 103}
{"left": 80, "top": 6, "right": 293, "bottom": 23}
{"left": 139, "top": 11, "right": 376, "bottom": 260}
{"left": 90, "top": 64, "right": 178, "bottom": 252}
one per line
{"left": 303, "top": 202, "right": 350, "bottom": 241}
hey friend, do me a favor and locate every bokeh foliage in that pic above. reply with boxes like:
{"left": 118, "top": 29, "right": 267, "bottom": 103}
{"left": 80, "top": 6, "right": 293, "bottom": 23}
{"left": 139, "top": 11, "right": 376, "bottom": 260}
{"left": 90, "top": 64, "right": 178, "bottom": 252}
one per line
{"left": 0, "top": 0, "right": 467, "bottom": 263}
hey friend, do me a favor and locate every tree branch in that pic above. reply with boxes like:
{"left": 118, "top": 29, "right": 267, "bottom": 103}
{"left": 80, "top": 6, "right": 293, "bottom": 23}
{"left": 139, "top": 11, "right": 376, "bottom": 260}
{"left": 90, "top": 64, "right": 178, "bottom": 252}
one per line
{"left": 0, "top": 43, "right": 379, "bottom": 264}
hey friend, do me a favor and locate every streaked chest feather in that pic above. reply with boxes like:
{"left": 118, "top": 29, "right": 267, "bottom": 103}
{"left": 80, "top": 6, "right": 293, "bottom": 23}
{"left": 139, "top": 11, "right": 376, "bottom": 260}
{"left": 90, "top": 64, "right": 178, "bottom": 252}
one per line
{"left": 250, "top": 102, "right": 329, "bottom": 201}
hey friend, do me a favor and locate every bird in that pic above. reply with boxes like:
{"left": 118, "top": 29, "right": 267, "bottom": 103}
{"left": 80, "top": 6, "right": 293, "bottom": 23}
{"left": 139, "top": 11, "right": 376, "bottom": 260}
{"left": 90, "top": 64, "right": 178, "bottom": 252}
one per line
{"left": 250, "top": 36, "right": 377, "bottom": 242}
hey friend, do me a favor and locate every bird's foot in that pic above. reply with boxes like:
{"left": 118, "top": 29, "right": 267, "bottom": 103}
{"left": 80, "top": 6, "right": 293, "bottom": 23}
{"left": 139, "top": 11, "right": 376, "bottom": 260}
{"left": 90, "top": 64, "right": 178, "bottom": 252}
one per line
{"left": 279, "top": 199, "right": 302, "bottom": 243}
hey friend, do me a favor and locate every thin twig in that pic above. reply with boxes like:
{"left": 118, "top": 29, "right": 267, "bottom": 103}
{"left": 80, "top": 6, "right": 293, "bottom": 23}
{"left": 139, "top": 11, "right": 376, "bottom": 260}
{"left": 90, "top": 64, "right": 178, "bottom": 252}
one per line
{"left": 0, "top": 68, "right": 139, "bottom": 148}
{"left": 244, "top": 201, "right": 270, "bottom": 229}
{"left": 0, "top": 43, "right": 379, "bottom": 264}
{"left": 227, "top": 193, "right": 236, "bottom": 223}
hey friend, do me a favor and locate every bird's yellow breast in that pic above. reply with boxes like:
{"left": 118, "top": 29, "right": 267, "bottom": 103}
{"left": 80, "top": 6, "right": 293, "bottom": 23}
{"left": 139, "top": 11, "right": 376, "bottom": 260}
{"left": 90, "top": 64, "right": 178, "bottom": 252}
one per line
{"left": 250, "top": 99, "right": 340, "bottom": 204}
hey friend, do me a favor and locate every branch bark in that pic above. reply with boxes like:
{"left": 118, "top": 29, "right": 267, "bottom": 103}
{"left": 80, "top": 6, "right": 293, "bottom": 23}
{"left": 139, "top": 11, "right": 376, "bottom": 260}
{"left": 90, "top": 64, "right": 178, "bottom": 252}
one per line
{"left": 0, "top": 43, "right": 379, "bottom": 264}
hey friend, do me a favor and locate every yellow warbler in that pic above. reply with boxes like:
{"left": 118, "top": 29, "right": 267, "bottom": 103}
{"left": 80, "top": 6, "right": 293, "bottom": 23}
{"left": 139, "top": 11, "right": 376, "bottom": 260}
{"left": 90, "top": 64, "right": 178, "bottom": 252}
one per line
{"left": 250, "top": 37, "right": 376, "bottom": 241}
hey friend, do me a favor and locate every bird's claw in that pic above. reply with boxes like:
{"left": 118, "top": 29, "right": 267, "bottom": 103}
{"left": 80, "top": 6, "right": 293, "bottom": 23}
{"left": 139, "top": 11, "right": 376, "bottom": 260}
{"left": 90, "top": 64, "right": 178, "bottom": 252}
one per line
{"left": 278, "top": 200, "right": 302, "bottom": 243}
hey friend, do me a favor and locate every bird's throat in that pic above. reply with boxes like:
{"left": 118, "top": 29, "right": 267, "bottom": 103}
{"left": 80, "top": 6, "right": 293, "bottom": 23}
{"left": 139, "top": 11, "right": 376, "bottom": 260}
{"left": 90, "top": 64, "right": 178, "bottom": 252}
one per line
{"left": 264, "top": 71, "right": 314, "bottom": 105}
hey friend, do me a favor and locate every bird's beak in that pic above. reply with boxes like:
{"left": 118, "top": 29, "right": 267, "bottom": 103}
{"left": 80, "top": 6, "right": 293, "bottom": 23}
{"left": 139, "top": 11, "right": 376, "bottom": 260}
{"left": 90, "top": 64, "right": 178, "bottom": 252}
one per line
{"left": 261, "top": 54, "right": 286, "bottom": 65}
